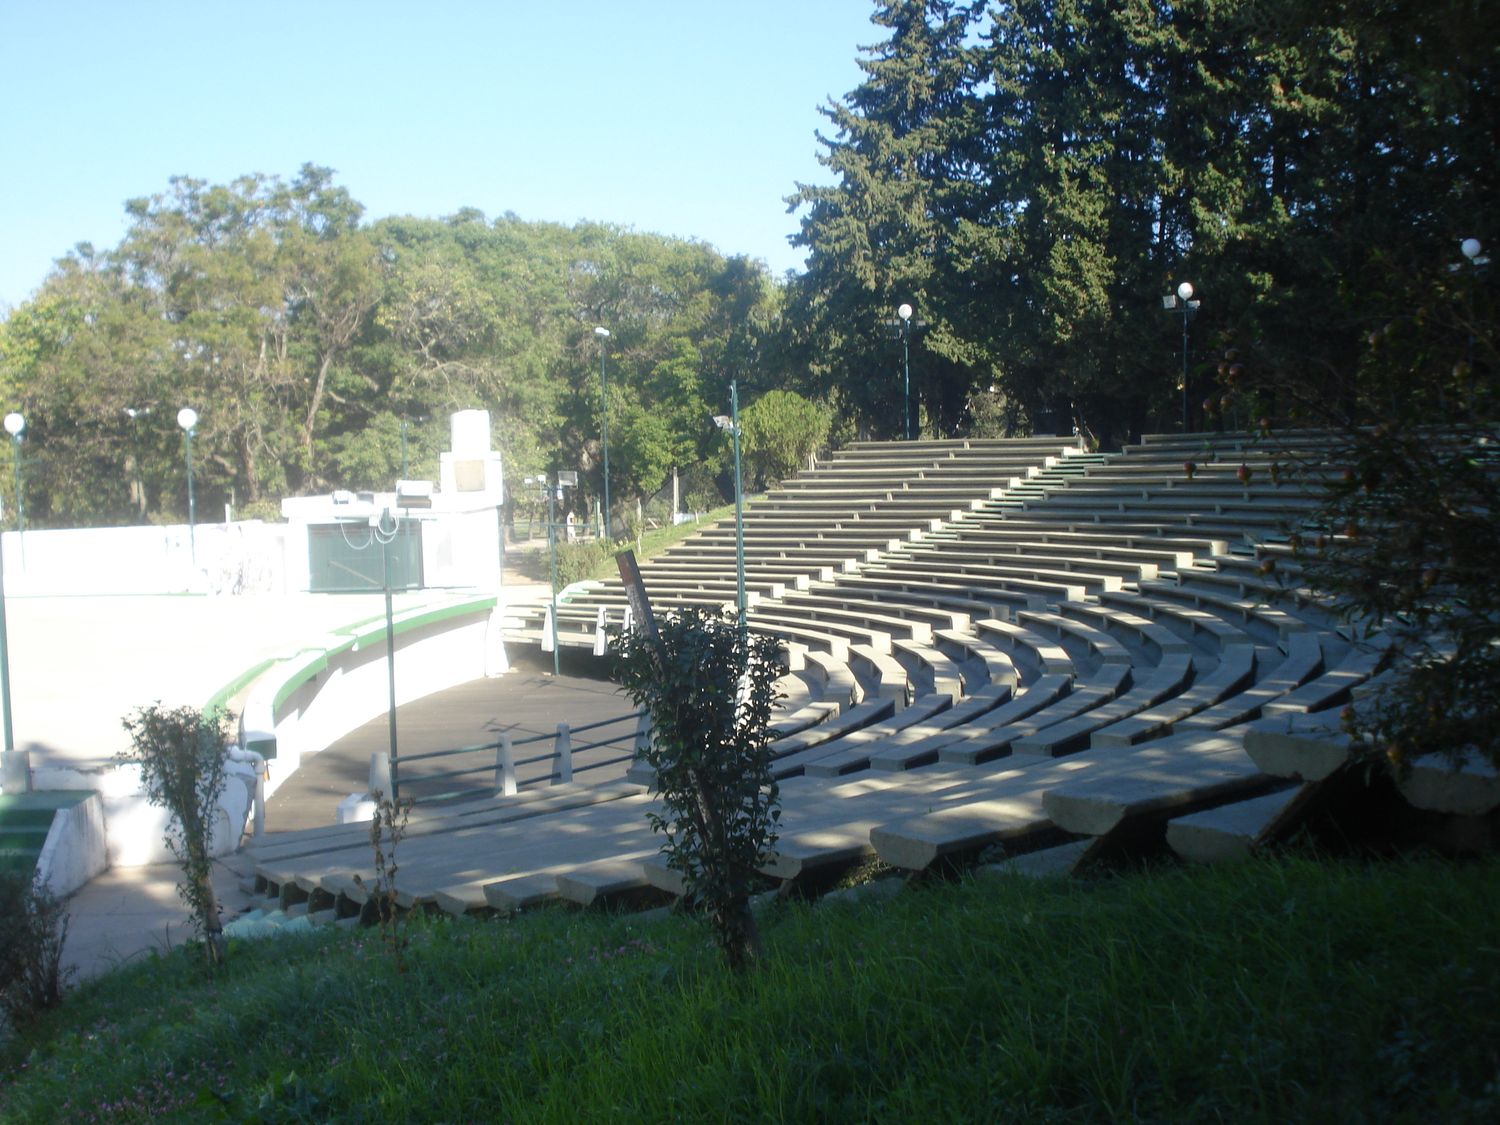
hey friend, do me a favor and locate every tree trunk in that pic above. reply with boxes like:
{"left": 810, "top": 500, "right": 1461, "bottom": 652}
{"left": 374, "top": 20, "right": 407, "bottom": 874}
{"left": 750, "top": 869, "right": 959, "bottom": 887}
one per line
{"left": 302, "top": 350, "right": 334, "bottom": 460}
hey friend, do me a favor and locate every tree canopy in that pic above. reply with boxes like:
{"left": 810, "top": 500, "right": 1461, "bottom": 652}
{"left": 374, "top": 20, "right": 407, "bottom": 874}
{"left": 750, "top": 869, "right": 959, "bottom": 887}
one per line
{"left": 788, "top": 0, "right": 1496, "bottom": 446}
{"left": 0, "top": 168, "right": 789, "bottom": 528}
{"left": 2, "top": 1, "right": 1494, "bottom": 525}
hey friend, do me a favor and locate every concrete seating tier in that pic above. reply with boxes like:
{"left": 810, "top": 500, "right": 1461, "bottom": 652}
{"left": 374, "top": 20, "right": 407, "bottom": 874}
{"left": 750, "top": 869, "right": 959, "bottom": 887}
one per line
{"left": 896, "top": 544, "right": 1150, "bottom": 588}
{"left": 774, "top": 681, "right": 1011, "bottom": 776}
{"left": 919, "top": 528, "right": 1196, "bottom": 576}
{"left": 976, "top": 518, "right": 1232, "bottom": 555}
{"left": 210, "top": 431, "right": 1393, "bottom": 920}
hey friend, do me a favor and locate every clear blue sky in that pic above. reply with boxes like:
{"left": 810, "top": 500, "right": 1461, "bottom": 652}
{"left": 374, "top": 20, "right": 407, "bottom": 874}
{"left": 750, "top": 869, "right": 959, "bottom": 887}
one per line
{"left": 0, "top": 1, "right": 878, "bottom": 311}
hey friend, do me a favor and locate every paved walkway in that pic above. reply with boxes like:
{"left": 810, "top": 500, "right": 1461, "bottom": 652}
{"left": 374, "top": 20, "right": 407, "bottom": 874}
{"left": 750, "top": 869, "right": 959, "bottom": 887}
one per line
{"left": 61, "top": 654, "right": 631, "bottom": 981}
{"left": 60, "top": 853, "right": 260, "bottom": 983}
{"left": 266, "top": 649, "right": 634, "bottom": 830}
{"left": 49, "top": 545, "right": 633, "bottom": 982}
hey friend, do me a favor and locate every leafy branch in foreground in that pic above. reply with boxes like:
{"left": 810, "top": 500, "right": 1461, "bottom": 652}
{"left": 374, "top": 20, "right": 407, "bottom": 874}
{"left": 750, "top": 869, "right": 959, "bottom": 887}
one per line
{"left": 613, "top": 608, "right": 783, "bottom": 971}
{"left": 1237, "top": 247, "right": 1499, "bottom": 773}
{"left": 352, "top": 790, "right": 413, "bottom": 972}
{"left": 119, "top": 703, "right": 233, "bottom": 968}
{"left": 0, "top": 872, "right": 72, "bottom": 1029}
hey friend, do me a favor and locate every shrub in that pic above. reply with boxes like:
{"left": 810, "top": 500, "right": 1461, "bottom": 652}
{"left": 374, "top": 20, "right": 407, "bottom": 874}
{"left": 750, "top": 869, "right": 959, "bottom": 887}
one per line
{"left": 1234, "top": 247, "right": 1498, "bottom": 773}
{"left": 119, "top": 703, "right": 233, "bottom": 968}
{"left": 0, "top": 871, "right": 72, "bottom": 1028}
{"left": 612, "top": 608, "right": 782, "bottom": 971}
{"left": 554, "top": 539, "right": 614, "bottom": 587}
{"left": 351, "top": 790, "right": 413, "bottom": 972}
{"left": 739, "top": 389, "right": 830, "bottom": 488}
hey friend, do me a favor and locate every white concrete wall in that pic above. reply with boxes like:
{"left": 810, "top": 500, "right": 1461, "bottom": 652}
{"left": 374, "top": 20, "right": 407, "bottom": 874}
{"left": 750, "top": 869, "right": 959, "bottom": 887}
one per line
{"left": 1, "top": 521, "right": 290, "bottom": 597}
{"left": 34, "top": 793, "right": 108, "bottom": 897}
{"left": 29, "top": 758, "right": 258, "bottom": 868}
{"left": 1, "top": 512, "right": 501, "bottom": 599}
{"left": 243, "top": 602, "right": 505, "bottom": 801}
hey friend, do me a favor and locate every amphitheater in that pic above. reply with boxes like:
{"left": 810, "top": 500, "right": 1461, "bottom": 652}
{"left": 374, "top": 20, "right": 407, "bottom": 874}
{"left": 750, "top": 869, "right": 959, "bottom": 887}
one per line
{"left": 239, "top": 430, "right": 1494, "bottom": 922}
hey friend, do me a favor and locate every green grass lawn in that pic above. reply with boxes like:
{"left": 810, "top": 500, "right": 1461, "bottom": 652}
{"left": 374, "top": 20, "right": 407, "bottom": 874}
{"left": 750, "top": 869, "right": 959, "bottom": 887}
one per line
{"left": 3, "top": 850, "right": 1497, "bottom": 1122}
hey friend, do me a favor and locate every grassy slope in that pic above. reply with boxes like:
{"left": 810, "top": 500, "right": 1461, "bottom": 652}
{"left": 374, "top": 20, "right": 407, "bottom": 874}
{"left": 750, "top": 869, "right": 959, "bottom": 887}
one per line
{"left": 2, "top": 852, "right": 1497, "bottom": 1122}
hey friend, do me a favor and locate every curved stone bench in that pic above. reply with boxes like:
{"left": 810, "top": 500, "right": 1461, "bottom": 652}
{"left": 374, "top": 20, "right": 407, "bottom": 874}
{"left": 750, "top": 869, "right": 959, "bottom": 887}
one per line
{"left": 239, "top": 595, "right": 504, "bottom": 798}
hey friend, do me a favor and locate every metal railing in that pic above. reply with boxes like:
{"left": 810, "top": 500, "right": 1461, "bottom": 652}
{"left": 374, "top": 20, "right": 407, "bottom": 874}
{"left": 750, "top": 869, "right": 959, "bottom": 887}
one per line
{"left": 370, "top": 708, "right": 650, "bottom": 804}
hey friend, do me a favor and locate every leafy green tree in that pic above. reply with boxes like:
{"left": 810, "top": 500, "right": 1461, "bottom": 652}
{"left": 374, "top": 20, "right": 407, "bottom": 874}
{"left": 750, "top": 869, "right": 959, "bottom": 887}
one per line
{"left": 788, "top": 0, "right": 983, "bottom": 439}
{"left": 739, "top": 388, "right": 831, "bottom": 487}
{"left": 1244, "top": 245, "right": 1498, "bottom": 773}
{"left": 612, "top": 608, "right": 783, "bottom": 972}
{"left": 0, "top": 872, "right": 71, "bottom": 1024}
{"left": 120, "top": 703, "right": 234, "bottom": 969}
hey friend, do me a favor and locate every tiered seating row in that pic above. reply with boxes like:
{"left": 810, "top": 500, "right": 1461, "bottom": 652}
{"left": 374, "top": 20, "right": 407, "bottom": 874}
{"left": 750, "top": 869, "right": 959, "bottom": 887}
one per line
{"left": 247, "top": 432, "right": 1399, "bottom": 920}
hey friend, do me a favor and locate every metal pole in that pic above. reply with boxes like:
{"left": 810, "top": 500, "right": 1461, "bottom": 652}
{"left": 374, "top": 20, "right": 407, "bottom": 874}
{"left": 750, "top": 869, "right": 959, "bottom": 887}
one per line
{"left": 902, "top": 321, "right": 911, "bottom": 441}
{"left": 9, "top": 435, "right": 22, "bottom": 567}
{"left": 1181, "top": 307, "right": 1191, "bottom": 434}
{"left": 548, "top": 483, "right": 560, "bottom": 677}
{"left": 599, "top": 347, "right": 611, "bottom": 540}
{"left": 185, "top": 427, "right": 197, "bottom": 563}
{"left": 732, "top": 379, "right": 746, "bottom": 631}
{"left": 400, "top": 418, "right": 409, "bottom": 480}
{"left": 0, "top": 530, "right": 14, "bottom": 753}
{"left": 382, "top": 518, "right": 400, "bottom": 802}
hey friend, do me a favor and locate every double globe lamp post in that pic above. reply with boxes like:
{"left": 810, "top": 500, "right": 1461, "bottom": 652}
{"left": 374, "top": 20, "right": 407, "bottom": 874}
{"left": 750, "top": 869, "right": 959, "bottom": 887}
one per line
{"left": 1162, "top": 281, "right": 1200, "bottom": 432}
{"left": 4, "top": 412, "right": 24, "bottom": 563}
{"left": 0, "top": 412, "right": 19, "bottom": 755}
{"left": 177, "top": 407, "right": 198, "bottom": 563}
{"left": 594, "top": 326, "right": 611, "bottom": 540}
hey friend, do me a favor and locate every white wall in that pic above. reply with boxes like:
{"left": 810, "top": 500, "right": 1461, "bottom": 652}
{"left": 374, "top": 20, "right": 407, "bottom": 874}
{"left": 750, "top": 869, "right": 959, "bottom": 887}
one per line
{"left": 1, "top": 521, "right": 290, "bottom": 597}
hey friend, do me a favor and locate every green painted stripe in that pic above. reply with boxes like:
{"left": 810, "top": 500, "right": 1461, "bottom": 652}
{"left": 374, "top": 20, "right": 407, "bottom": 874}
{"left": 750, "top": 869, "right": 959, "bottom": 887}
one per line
{"left": 0, "top": 792, "right": 89, "bottom": 813}
{"left": 345, "top": 596, "right": 497, "bottom": 651}
{"left": 202, "top": 657, "right": 280, "bottom": 717}
{"left": 271, "top": 649, "right": 332, "bottom": 713}
{"left": 233, "top": 597, "right": 500, "bottom": 732}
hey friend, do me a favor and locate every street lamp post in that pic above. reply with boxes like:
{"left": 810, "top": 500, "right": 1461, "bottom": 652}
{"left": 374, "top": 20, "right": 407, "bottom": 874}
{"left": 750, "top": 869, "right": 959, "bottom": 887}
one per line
{"left": 1461, "top": 238, "right": 1487, "bottom": 370}
{"left": 897, "top": 304, "right": 913, "bottom": 440}
{"left": 526, "top": 474, "right": 575, "bottom": 676}
{"left": 594, "top": 326, "right": 611, "bottom": 539}
{"left": 376, "top": 506, "right": 402, "bottom": 800}
{"left": 1162, "top": 282, "right": 1200, "bottom": 432}
{"left": 177, "top": 407, "right": 198, "bottom": 563}
{"left": 713, "top": 386, "right": 748, "bottom": 633}
{"left": 124, "top": 407, "right": 151, "bottom": 519}
{"left": 0, "top": 501, "right": 14, "bottom": 753}
{"left": 4, "top": 413, "right": 24, "bottom": 566}
{"left": 731, "top": 381, "right": 746, "bottom": 628}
